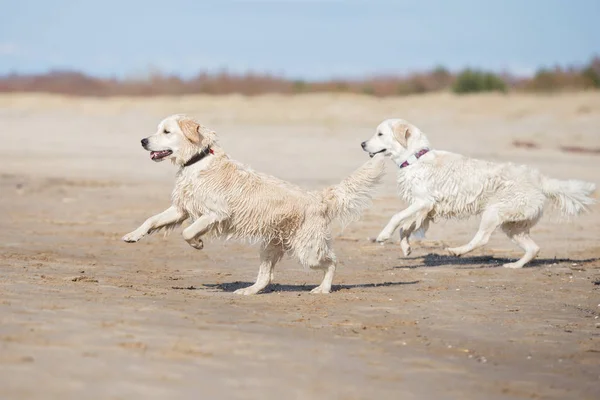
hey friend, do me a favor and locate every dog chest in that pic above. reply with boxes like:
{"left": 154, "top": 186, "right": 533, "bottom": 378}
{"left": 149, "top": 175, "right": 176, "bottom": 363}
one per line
{"left": 171, "top": 174, "right": 227, "bottom": 217}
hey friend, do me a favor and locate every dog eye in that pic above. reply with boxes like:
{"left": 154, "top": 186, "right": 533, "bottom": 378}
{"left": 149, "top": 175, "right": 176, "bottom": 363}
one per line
{"left": 377, "top": 133, "right": 383, "bottom": 137}
{"left": 163, "top": 129, "right": 170, "bottom": 134}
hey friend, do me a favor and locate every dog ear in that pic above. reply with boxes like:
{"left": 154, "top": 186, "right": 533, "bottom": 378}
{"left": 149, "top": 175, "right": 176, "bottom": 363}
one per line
{"left": 199, "top": 126, "right": 217, "bottom": 148}
{"left": 393, "top": 123, "right": 412, "bottom": 148}
{"left": 178, "top": 117, "right": 218, "bottom": 147}
{"left": 178, "top": 118, "right": 202, "bottom": 144}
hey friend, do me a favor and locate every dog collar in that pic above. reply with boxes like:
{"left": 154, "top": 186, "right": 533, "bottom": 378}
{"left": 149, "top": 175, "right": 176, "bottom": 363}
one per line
{"left": 183, "top": 146, "right": 214, "bottom": 167}
{"left": 397, "top": 148, "right": 430, "bottom": 168}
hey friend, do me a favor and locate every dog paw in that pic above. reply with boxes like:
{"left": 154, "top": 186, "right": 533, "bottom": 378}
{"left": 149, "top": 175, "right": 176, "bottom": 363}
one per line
{"left": 234, "top": 286, "right": 261, "bottom": 295}
{"left": 122, "top": 232, "right": 143, "bottom": 243}
{"left": 446, "top": 247, "right": 463, "bottom": 257}
{"left": 310, "top": 285, "right": 331, "bottom": 294}
{"left": 186, "top": 237, "right": 204, "bottom": 250}
{"left": 503, "top": 262, "right": 523, "bottom": 269}
{"left": 375, "top": 232, "right": 391, "bottom": 244}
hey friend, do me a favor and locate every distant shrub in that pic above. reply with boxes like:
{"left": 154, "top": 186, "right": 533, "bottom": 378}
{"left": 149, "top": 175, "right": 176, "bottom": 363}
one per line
{"left": 527, "top": 68, "right": 562, "bottom": 91}
{"left": 452, "top": 69, "right": 507, "bottom": 94}
{"left": 581, "top": 57, "right": 600, "bottom": 88}
{"left": 293, "top": 80, "right": 307, "bottom": 93}
{"left": 395, "top": 79, "right": 426, "bottom": 96}
{"left": 582, "top": 67, "right": 600, "bottom": 88}
{"left": 335, "top": 82, "right": 349, "bottom": 92}
{"left": 430, "top": 66, "right": 453, "bottom": 88}
{"left": 361, "top": 85, "right": 375, "bottom": 95}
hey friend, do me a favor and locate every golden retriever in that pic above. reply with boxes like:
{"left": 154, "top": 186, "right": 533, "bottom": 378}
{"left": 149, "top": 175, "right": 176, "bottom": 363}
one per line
{"left": 123, "top": 114, "right": 385, "bottom": 294}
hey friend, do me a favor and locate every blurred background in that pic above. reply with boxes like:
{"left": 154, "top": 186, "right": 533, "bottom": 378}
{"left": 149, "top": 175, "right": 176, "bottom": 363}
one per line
{"left": 1, "top": 0, "right": 599, "bottom": 96}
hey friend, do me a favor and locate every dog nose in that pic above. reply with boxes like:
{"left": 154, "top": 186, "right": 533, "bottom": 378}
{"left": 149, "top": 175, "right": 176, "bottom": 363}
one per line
{"left": 361, "top": 141, "right": 366, "bottom": 149}
{"left": 141, "top": 138, "right": 149, "bottom": 147}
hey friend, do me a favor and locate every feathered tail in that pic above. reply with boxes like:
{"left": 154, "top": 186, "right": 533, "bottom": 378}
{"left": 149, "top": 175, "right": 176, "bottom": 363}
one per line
{"left": 541, "top": 177, "right": 596, "bottom": 216}
{"left": 321, "top": 154, "right": 386, "bottom": 226}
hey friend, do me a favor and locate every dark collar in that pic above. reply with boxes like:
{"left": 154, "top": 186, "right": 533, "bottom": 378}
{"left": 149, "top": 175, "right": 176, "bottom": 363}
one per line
{"left": 398, "top": 148, "right": 430, "bottom": 168}
{"left": 183, "top": 146, "right": 214, "bottom": 167}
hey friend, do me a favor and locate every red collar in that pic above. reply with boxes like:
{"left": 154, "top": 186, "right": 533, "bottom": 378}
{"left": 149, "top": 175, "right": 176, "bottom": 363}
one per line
{"left": 398, "top": 148, "right": 430, "bottom": 168}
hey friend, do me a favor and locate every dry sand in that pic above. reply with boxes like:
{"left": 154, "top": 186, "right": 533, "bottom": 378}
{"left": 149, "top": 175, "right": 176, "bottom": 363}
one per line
{"left": 0, "top": 92, "right": 599, "bottom": 399}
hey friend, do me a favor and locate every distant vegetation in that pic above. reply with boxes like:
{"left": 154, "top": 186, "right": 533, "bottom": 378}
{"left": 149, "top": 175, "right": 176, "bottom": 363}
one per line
{"left": 452, "top": 69, "right": 507, "bottom": 94}
{"left": 0, "top": 57, "right": 598, "bottom": 97}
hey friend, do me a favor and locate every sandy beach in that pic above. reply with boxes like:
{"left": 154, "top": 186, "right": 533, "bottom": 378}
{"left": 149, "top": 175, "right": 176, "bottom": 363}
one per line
{"left": 0, "top": 92, "right": 599, "bottom": 399}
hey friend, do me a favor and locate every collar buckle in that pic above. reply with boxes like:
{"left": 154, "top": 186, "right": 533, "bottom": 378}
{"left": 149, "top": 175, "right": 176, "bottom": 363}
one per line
{"left": 398, "top": 148, "right": 430, "bottom": 169}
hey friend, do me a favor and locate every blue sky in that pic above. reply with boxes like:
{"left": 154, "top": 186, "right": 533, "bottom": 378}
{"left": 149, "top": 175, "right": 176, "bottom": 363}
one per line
{"left": 1, "top": 0, "right": 599, "bottom": 79}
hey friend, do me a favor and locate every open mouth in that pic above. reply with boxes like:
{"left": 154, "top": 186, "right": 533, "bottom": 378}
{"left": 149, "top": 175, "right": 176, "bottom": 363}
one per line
{"left": 369, "top": 149, "right": 386, "bottom": 158}
{"left": 150, "top": 150, "right": 173, "bottom": 161}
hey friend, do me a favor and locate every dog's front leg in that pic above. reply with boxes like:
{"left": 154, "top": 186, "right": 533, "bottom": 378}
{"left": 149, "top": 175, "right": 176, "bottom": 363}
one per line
{"left": 122, "top": 206, "right": 187, "bottom": 243}
{"left": 182, "top": 214, "right": 222, "bottom": 250}
{"left": 398, "top": 217, "right": 431, "bottom": 256}
{"left": 376, "top": 202, "right": 430, "bottom": 244}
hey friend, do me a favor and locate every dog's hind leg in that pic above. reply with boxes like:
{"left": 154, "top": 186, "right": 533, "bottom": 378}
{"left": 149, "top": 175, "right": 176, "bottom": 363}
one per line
{"left": 501, "top": 223, "right": 540, "bottom": 269}
{"left": 447, "top": 208, "right": 501, "bottom": 257}
{"left": 410, "top": 217, "right": 431, "bottom": 240}
{"left": 310, "top": 257, "right": 337, "bottom": 294}
{"left": 234, "top": 243, "right": 284, "bottom": 295}
{"left": 303, "top": 239, "right": 337, "bottom": 294}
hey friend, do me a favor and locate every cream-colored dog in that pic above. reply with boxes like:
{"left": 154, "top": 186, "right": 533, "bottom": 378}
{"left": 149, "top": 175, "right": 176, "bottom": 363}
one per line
{"left": 362, "top": 118, "right": 596, "bottom": 268}
{"left": 123, "top": 114, "right": 385, "bottom": 294}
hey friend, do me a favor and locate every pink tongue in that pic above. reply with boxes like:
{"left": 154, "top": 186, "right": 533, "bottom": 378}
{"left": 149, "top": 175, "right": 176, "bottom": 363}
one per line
{"left": 151, "top": 150, "right": 171, "bottom": 160}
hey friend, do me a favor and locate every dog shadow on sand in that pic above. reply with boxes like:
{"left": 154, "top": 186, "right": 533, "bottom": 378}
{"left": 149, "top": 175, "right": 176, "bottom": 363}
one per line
{"left": 194, "top": 280, "right": 419, "bottom": 293}
{"left": 171, "top": 255, "right": 598, "bottom": 293}
{"left": 396, "top": 253, "right": 600, "bottom": 269}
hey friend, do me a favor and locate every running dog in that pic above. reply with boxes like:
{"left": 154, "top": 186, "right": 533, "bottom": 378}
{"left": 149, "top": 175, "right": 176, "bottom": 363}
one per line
{"left": 123, "top": 114, "right": 385, "bottom": 294}
{"left": 361, "top": 118, "right": 595, "bottom": 268}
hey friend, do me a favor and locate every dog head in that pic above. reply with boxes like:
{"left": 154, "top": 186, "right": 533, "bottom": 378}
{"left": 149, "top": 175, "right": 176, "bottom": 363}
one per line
{"left": 361, "top": 119, "right": 427, "bottom": 159}
{"left": 141, "top": 114, "right": 218, "bottom": 165}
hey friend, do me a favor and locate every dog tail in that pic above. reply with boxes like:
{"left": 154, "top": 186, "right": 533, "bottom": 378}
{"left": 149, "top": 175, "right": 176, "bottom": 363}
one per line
{"left": 322, "top": 154, "right": 386, "bottom": 226}
{"left": 541, "top": 177, "right": 596, "bottom": 216}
